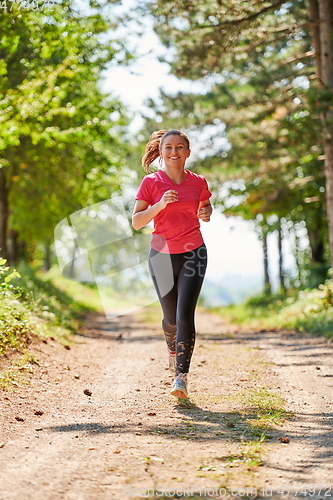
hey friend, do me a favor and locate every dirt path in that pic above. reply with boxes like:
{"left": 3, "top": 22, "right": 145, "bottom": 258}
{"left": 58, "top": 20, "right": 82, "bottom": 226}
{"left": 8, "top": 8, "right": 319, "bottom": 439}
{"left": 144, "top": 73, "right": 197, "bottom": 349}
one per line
{"left": 1, "top": 309, "right": 333, "bottom": 500}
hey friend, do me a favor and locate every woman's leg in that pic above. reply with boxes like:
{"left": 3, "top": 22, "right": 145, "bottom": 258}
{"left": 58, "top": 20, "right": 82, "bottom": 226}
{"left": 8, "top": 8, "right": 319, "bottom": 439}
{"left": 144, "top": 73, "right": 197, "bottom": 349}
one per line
{"left": 175, "top": 244, "right": 207, "bottom": 375}
{"left": 148, "top": 245, "right": 208, "bottom": 388}
{"left": 148, "top": 249, "right": 178, "bottom": 353}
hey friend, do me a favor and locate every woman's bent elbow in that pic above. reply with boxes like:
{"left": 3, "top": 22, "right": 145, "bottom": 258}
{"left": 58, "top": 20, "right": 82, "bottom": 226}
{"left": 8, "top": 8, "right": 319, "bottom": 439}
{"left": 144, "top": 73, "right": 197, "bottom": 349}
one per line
{"left": 132, "top": 217, "right": 142, "bottom": 231}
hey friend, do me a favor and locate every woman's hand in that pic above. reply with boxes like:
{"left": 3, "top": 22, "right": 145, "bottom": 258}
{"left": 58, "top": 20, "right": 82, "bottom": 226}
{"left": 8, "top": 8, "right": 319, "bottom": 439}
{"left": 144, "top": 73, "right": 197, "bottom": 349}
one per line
{"left": 198, "top": 202, "right": 212, "bottom": 222}
{"left": 132, "top": 190, "right": 179, "bottom": 230}
{"left": 159, "top": 189, "right": 179, "bottom": 209}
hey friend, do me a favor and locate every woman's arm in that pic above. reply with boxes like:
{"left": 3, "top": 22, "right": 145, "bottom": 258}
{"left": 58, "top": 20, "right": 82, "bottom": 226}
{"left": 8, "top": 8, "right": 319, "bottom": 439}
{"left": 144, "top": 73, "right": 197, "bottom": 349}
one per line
{"left": 197, "top": 199, "right": 212, "bottom": 222}
{"left": 132, "top": 200, "right": 160, "bottom": 230}
{"left": 132, "top": 190, "right": 179, "bottom": 230}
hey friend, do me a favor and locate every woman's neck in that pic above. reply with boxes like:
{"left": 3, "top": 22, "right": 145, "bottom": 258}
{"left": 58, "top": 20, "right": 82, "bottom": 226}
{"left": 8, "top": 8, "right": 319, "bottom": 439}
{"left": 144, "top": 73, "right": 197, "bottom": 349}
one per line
{"left": 163, "top": 166, "right": 186, "bottom": 184}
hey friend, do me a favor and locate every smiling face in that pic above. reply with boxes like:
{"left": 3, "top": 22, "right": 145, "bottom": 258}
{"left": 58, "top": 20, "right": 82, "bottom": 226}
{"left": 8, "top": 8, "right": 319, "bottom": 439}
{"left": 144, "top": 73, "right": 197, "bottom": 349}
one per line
{"left": 160, "top": 134, "right": 191, "bottom": 168}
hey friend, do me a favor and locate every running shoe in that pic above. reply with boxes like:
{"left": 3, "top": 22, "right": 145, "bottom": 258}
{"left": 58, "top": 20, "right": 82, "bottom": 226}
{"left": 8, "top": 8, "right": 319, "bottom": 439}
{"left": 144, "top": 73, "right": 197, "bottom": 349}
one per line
{"left": 170, "top": 373, "right": 188, "bottom": 399}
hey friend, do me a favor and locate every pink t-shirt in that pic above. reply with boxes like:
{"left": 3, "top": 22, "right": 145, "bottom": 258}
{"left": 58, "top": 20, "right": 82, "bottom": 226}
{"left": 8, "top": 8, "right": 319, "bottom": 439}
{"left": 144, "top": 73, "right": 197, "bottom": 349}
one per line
{"left": 135, "top": 169, "right": 212, "bottom": 254}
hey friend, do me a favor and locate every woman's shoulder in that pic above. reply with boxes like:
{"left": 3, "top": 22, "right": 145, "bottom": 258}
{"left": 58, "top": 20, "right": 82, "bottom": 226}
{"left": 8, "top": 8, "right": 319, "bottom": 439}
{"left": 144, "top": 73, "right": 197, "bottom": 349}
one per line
{"left": 140, "top": 171, "right": 159, "bottom": 184}
{"left": 186, "top": 169, "right": 207, "bottom": 183}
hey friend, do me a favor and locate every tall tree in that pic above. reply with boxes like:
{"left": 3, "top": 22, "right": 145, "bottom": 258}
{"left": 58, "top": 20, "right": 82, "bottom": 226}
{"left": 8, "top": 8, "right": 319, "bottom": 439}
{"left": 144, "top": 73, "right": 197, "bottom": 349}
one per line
{"left": 316, "top": 0, "right": 333, "bottom": 267}
{"left": 0, "top": 3, "right": 131, "bottom": 262}
{"left": 140, "top": 0, "right": 332, "bottom": 277}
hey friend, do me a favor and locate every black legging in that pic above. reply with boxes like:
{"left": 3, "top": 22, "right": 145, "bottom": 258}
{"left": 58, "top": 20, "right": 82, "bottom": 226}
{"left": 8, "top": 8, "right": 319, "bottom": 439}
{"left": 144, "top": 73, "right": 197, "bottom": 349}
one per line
{"left": 148, "top": 244, "right": 207, "bottom": 374}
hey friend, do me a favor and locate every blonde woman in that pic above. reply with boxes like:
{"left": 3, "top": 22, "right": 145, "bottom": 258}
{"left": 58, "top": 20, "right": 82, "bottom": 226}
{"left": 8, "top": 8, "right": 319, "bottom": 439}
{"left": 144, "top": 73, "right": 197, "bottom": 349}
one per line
{"left": 132, "top": 130, "right": 212, "bottom": 399}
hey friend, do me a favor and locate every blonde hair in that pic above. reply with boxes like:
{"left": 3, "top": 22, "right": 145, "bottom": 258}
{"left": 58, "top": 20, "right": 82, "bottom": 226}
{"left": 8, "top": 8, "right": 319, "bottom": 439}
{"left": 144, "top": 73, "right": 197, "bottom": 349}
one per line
{"left": 141, "top": 129, "right": 190, "bottom": 173}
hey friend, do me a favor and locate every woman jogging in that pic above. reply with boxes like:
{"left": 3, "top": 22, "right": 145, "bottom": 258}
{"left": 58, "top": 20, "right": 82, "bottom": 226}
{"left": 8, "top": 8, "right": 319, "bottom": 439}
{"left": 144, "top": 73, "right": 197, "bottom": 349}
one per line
{"left": 132, "top": 130, "right": 212, "bottom": 399}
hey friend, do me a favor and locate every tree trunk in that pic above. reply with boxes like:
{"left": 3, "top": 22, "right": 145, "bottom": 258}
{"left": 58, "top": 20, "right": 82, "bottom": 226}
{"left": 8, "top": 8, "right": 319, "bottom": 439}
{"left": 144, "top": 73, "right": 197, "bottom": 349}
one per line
{"left": 43, "top": 243, "right": 51, "bottom": 271}
{"left": 308, "top": 228, "right": 325, "bottom": 265}
{"left": 318, "top": 0, "right": 333, "bottom": 267}
{"left": 309, "top": 0, "right": 322, "bottom": 78}
{"left": 0, "top": 168, "right": 9, "bottom": 259}
{"left": 292, "top": 226, "right": 303, "bottom": 287}
{"left": 277, "top": 220, "right": 286, "bottom": 293}
{"left": 7, "top": 229, "right": 19, "bottom": 266}
{"left": 262, "top": 230, "right": 271, "bottom": 294}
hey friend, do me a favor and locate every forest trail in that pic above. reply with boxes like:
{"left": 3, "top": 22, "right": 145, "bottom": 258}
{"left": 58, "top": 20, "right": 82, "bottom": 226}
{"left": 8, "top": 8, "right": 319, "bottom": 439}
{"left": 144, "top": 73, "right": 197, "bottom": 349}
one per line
{"left": 1, "top": 308, "right": 333, "bottom": 500}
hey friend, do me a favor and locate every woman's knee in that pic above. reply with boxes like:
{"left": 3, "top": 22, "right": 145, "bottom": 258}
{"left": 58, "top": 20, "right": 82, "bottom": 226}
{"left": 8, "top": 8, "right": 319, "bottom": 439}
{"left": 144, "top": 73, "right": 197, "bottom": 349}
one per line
{"left": 176, "top": 313, "right": 194, "bottom": 331}
{"left": 163, "top": 318, "right": 177, "bottom": 333}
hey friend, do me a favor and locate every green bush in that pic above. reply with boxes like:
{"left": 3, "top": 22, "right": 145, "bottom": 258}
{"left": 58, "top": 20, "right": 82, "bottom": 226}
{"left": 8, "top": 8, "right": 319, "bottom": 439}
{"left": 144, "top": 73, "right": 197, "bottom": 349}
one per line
{"left": 0, "top": 261, "right": 98, "bottom": 357}
{"left": 215, "top": 273, "right": 333, "bottom": 338}
{"left": 0, "top": 259, "right": 34, "bottom": 355}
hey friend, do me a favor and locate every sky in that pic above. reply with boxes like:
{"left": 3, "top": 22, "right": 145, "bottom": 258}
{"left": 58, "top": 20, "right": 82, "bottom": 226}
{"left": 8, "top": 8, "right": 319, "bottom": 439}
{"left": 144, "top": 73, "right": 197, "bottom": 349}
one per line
{"left": 98, "top": 2, "right": 299, "bottom": 302}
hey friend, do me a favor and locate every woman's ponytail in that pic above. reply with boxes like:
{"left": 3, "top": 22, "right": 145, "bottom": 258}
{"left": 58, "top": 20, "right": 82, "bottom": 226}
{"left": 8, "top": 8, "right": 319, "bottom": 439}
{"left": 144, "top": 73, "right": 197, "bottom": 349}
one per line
{"left": 141, "top": 130, "right": 168, "bottom": 173}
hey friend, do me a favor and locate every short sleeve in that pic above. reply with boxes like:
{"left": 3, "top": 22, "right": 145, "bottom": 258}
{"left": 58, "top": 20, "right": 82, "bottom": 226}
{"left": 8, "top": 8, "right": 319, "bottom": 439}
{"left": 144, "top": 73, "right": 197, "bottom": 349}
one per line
{"left": 135, "top": 176, "right": 153, "bottom": 205}
{"left": 200, "top": 177, "right": 212, "bottom": 202}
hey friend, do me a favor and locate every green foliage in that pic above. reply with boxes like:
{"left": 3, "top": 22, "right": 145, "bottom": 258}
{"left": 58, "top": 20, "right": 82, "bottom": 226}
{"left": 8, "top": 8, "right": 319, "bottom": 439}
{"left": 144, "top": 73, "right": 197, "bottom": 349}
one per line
{"left": 245, "top": 291, "right": 294, "bottom": 309}
{"left": 216, "top": 274, "right": 333, "bottom": 337}
{"left": 15, "top": 263, "right": 92, "bottom": 331}
{"left": 0, "top": 258, "right": 20, "bottom": 295}
{"left": 242, "top": 388, "right": 293, "bottom": 427}
{"left": 0, "top": 352, "right": 38, "bottom": 390}
{"left": 140, "top": 0, "right": 331, "bottom": 285}
{"left": 0, "top": 260, "right": 100, "bottom": 357}
{"left": 0, "top": 2, "right": 133, "bottom": 260}
{"left": 0, "top": 259, "right": 34, "bottom": 354}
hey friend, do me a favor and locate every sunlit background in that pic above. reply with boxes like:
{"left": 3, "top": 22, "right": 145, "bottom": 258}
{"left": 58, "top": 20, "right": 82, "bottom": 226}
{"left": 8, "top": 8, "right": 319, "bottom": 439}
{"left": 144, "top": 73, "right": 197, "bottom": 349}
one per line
{"left": 98, "top": 0, "right": 305, "bottom": 305}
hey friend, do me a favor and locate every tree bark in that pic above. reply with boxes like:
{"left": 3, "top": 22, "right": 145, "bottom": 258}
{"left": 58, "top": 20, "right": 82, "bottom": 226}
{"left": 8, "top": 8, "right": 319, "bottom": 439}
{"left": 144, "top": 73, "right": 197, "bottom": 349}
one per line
{"left": 277, "top": 219, "right": 286, "bottom": 293}
{"left": 318, "top": 0, "right": 333, "bottom": 266}
{"left": 292, "top": 226, "right": 303, "bottom": 287}
{"left": 0, "top": 168, "right": 9, "bottom": 259}
{"left": 43, "top": 243, "right": 51, "bottom": 271}
{"left": 262, "top": 230, "right": 271, "bottom": 294}
{"left": 309, "top": 0, "right": 322, "bottom": 78}
{"left": 8, "top": 229, "right": 19, "bottom": 266}
{"left": 308, "top": 227, "right": 325, "bottom": 262}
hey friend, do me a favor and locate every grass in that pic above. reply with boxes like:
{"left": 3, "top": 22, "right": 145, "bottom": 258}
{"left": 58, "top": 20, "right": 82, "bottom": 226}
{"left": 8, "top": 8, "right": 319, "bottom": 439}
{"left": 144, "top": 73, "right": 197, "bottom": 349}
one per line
{"left": 1, "top": 259, "right": 153, "bottom": 387}
{"left": 16, "top": 262, "right": 102, "bottom": 318}
{"left": 43, "top": 265, "right": 137, "bottom": 313}
{"left": 0, "top": 263, "right": 95, "bottom": 354}
{"left": 0, "top": 352, "right": 40, "bottom": 390}
{"left": 214, "top": 278, "right": 333, "bottom": 338}
{"left": 0, "top": 261, "right": 106, "bottom": 386}
{"left": 136, "top": 302, "right": 161, "bottom": 326}
{"left": 240, "top": 388, "right": 293, "bottom": 428}
{"left": 200, "top": 386, "right": 292, "bottom": 488}
{"left": 216, "top": 434, "right": 265, "bottom": 470}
